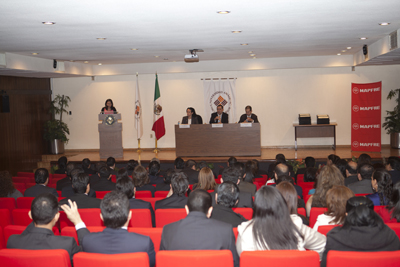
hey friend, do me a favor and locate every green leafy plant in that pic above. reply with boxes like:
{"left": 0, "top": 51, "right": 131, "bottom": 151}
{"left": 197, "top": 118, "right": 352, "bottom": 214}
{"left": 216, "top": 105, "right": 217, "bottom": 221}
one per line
{"left": 383, "top": 88, "right": 400, "bottom": 134}
{"left": 286, "top": 159, "right": 305, "bottom": 174}
{"left": 44, "top": 94, "right": 71, "bottom": 143}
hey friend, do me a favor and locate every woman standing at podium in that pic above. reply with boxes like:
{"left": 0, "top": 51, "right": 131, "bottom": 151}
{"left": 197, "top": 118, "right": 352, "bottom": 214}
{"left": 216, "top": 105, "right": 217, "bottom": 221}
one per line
{"left": 101, "top": 99, "right": 117, "bottom": 114}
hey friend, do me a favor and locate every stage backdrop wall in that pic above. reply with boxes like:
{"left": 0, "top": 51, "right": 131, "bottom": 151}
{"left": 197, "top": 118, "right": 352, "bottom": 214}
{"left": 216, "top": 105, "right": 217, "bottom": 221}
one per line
{"left": 52, "top": 64, "right": 400, "bottom": 150}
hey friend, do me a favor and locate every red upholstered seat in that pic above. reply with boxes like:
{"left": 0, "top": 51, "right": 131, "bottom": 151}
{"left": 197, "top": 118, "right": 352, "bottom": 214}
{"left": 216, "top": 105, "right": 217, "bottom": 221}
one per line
{"left": 326, "top": 250, "right": 400, "bottom": 267}
{"left": 155, "top": 209, "right": 186, "bottom": 227}
{"left": 16, "top": 197, "right": 34, "bottom": 209}
{"left": 12, "top": 177, "right": 32, "bottom": 184}
{"left": 317, "top": 225, "right": 339, "bottom": 236}
{"left": 299, "top": 182, "right": 314, "bottom": 198}
{"left": 129, "top": 209, "right": 152, "bottom": 228}
{"left": 13, "top": 183, "right": 26, "bottom": 193}
{"left": 154, "top": 191, "right": 168, "bottom": 198}
{"left": 240, "top": 250, "right": 319, "bottom": 267}
{"left": 0, "top": 198, "right": 16, "bottom": 212}
{"left": 0, "top": 249, "right": 71, "bottom": 267}
{"left": 136, "top": 191, "right": 153, "bottom": 198}
{"left": 297, "top": 174, "right": 304, "bottom": 184}
{"left": 232, "top": 208, "right": 253, "bottom": 220}
{"left": 95, "top": 191, "right": 111, "bottom": 199}
{"left": 51, "top": 174, "right": 67, "bottom": 179}
{"left": 129, "top": 227, "right": 163, "bottom": 253}
{"left": 297, "top": 208, "right": 306, "bottom": 217}
{"left": 309, "top": 207, "right": 328, "bottom": 228}
{"left": 157, "top": 250, "right": 233, "bottom": 267}
{"left": 140, "top": 197, "right": 164, "bottom": 210}
{"left": 0, "top": 226, "right": 4, "bottom": 249}
{"left": 378, "top": 207, "right": 397, "bottom": 223}
{"left": 61, "top": 226, "right": 105, "bottom": 245}
{"left": 59, "top": 209, "right": 103, "bottom": 229}
{"left": 3, "top": 225, "right": 26, "bottom": 245}
{"left": 0, "top": 209, "right": 12, "bottom": 228}
{"left": 74, "top": 252, "right": 149, "bottom": 267}
{"left": 17, "top": 172, "right": 34, "bottom": 178}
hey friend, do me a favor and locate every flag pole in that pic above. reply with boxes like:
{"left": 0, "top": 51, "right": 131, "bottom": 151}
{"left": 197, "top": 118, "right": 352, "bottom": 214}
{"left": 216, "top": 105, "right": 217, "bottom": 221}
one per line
{"left": 154, "top": 138, "right": 160, "bottom": 153}
{"left": 137, "top": 139, "right": 142, "bottom": 153}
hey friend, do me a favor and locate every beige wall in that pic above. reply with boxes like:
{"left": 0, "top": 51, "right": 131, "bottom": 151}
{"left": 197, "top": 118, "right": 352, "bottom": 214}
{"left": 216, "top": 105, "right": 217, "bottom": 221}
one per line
{"left": 52, "top": 64, "right": 400, "bottom": 149}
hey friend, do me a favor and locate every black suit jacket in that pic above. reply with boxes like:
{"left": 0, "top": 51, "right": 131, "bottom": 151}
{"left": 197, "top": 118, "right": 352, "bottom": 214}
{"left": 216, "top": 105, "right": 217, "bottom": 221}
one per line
{"left": 83, "top": 167, "right": 97, "bottom": 175}
{"left": 160, "top": 211, "right": 239, "bottom": 267}
{"left": 238, "top": 181, "right": 257, "bottom": 197}
{"left": 149, "top": 175, "right": 164, "bottom": 185}
{"left": 130, "top": 198, "right": 155, "bottom": 227}
{"left": 24, "top": 184, "right": 59, "bottom": 197}
{"left": 7, "top": 222, "right": 81, "bottom": 263}
{"left": 77, "top": 227, "right": 155, "bottom": 267}
{"left": 210, "top": 191, "right": 253, "bottom": 208}
{"left": 348, "top": 179, "right": 374, "bottom": 194}
{"left": 155, "top": 194, "right": 188, "bottom": 209}
{"left": 61, "top": 186, "right": 96, "bottom": 198}
{"left": 345, "top": 175, "right": 358, "bottom": 187}
{"left": 181, "top": 116, "right": 201, "bottom": 124}
{"left": 136, "top": 184, "right": 156, "bottom": 197}
{"left": 155, "top": 183, "right": 171, "bottom": 191}
{"left": 389, "top": 170, "right": 400, "bottom": 186}
{"left": 59, "top": 193, "right": 101, "bottom": 209}
{"left": 91, "top": 178, "right": 116, "bottom": 191}
{"left": 89, "top": 175, "right": 100, "bottom": 185}
{"left": 210, "top": 204, "right": 247, "bottom": 227}
{"left": 56, "top": 177, "right": 71, "bottom": 191}
{"left": 238, "top": 113, "right": 259, "bottom": 123}
{"left": 209, "top": 112, "right": 229, "bottom": 124}
{"left": 182, "top": 167, "right": 199, "bottom": 184}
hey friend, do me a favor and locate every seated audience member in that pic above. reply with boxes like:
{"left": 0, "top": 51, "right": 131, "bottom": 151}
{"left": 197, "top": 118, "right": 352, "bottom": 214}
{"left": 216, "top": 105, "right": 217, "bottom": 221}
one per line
{"left": 193, "top": 167, "right": 217, "bottom": 191}
{"left": 183, "top": 159, "right": 199, "bottom": 184}
{"left": 148, "top": 161, "right": 163, "bottom": 184}
{"left": 306, "top": 165, "right": 344, "bottom": 217}
{"left": 327, "top": 154, "right": 340, "bottom": 166}
{"left": 56, "top": 162, "right": 75, "bottom": 191}
{"left": 156, "top": 168, "right": 174, "bottom": 191}
{"left": 357, "top": 153, "right": 372, "bottom": 166}
{"left": 90, "top": 166, "right": 116, "bottom": 191}
{"left": 155, "top": 172, "right": 189, "bottom": 209}
{"left": 384, "top": 182, "right": 400, "bottom": 222}
{"left": 244, "top": 160, "right": 262, "bottom": 182}
{"left": 54, "top": 156, "right": 68, "bottom": 174}
{"left": 238, "top": 105, "right": 258, "bottom": 123}
{"left": 348, "top": 163, "right": 374, "bottom": 194}
{"left": 160, "top": 189, "right": 239, "bottom": 267}
{"left": 335, "top": 159, "right": 348, "bottom": 178}
{"left": 116, "top": 176, "right": 155, "bottom": 227}
{"left": 233, "top": 162, "right": 256, "bottom": 196}
{"left": 386, "top": 156, "right": 400, "bottom": 185}
{"left": 0, "top": 171, "right": 23, "bottom": 200}
{"left": 90, "top": 162, "right": 106, "bottom": 185}
{"left": 218, "top": 156, "right": 237, "bottom": 175}
{"left": 211, "top": 167, "right": 253, "bottom": 208}
{"left": 116, "top": 168, "right": 129, "bottom": 182}
{"left": 210, "top": 182, "right": 247, "bottom": 227}
{"left": 106, "top": 157, "right": 117, "bottom": 175}
{"left": 304, "top": 167, "right": 318, "bottom": 195}
{"left": 24, "top": 168, "right": 58, "bottom": 197}
{"left": 268, "top": 163, "right": 294, "bottom": 187}
{"left": 82, "top": 158, "right": 96, "bottom": 175}
{"left": 236, "top": 186, "right": 326, "bottom": 258}
{"left": 252, "top": 159, "right": 268, "bottom": 176}
{"left": 345, "top": 160, "right": 358, "bottom": 186}
{"left": 275, "top": 174, "right": 303, "bottom": 200}
{"left": 8, "top": 193, "right": 81, "bottom": 262}
{"left": 59, "top": 173, "right": 101, "bottom": 208}
{"left": 367, "top": 168, "right": 392, "bottom": 206}
{"left": 313, "top": 185, "right": 354, "bottom": 230}
{"left": 321, "top": 197, "right": 400, "bottom": 267}
{"left": 61, "top": 192, "right": 155, "bottom": 267}
{"left": 267, "top": 154, "right": 293, "bottom": 178}
{"left": 209, "top": 104, "right": 229, "bottom": 124}
{"left": 62, "top": 168, "right": 96, "bottom": 198}
{"left": 181, "top": 107, "right": 202, "bottom": 124}
{"left": 133, "top": 165, "right": 156, "bottom": 197}
{"left": 296, "top": 156, "right": 316, "bottom": 177}
{"left": 174, "top": 157, "right": 185, "bottom": 170}
{"left": 276, "top": 181, "right": 308, "bottom": 225}
{"left": 126, "top": 159, "right": 139, "bottom": 176}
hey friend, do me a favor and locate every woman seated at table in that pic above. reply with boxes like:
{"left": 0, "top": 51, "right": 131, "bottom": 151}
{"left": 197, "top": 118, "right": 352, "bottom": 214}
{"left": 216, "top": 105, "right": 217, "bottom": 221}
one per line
{"left": 101, "top": 98, "right": 117, "bottom": 114}
{"left": 181, "top": 107, "right": 202, "bottom": 124}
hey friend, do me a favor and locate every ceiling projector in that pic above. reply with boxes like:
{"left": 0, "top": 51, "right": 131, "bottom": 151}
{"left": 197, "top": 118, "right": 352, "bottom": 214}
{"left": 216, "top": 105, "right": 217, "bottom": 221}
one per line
{"left": 184, "top": 49, "right": 203, "bottom": 63}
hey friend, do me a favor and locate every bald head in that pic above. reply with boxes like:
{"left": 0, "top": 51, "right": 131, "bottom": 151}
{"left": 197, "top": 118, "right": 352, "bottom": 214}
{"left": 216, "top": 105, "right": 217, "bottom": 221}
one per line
{"left": 346, "top": 161, "right": 357, "bottom": 177}
{"left": 275, "top": 163, "right": 289, "bottom": 180}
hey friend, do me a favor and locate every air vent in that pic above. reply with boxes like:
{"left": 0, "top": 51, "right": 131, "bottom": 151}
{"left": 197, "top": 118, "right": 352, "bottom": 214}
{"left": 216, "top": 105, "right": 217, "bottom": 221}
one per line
{"left": 389, "top": 30, "right": 398, "bottom": 50}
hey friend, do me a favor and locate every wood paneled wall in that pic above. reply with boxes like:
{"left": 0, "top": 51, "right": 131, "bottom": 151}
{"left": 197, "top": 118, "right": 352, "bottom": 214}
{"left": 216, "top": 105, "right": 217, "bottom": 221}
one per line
{"left": 0, "top": 76, "right": 51, "bottom": 175}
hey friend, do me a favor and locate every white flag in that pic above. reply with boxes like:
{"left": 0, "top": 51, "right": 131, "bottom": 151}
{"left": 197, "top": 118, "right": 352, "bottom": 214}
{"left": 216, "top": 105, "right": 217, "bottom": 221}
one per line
{"left": 135, "top": 74, "right": 143, "bottom": 139}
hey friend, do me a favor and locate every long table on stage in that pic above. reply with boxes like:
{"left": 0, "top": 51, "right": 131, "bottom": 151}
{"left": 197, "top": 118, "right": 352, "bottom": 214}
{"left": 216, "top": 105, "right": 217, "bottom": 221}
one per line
{"left": 293, "top": 123, "right": 337, "bottom": 151}
{"left": 175, "top": 123, "right": 261, "bottom": 157}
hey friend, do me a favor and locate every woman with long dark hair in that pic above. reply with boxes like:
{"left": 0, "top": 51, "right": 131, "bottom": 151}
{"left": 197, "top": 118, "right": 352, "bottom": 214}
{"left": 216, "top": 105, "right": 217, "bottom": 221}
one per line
{"left": 181, "top": 107, "right": 202, "bottom": 124}
{"left": 101, "top": 99, "right": 117, "bottom": 114}
{"left": 132, "top": 165, "right": 156, "bottom": 197}
{"left": 382, "top": 182, "right": 400, "bottom": 222}
{"left": 367, "top": 169, "right": 392, "bottom": 206}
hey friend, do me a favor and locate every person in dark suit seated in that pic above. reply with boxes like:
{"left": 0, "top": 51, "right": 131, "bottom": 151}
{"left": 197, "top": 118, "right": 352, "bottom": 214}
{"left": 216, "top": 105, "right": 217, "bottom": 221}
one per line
{"left": 386, "top": 156, "right": 400, "bottom": 186}
{"left": 209, "top": 104, "right": 228, "bottom": 124}
{"left": 160, "top": 189, "right": 239, "bottom": 267}
{"left": 156, "top": 168, "right": 174, "bottom": 191}
{"left": 238, "top": 105, "right": 258, "bottom": 123}
{"left": 211, "top": 182, "right": 247, "bottom": 227}
{"left": 89, "top": 162, "right": 107, "bottom": 185}
{"left": 243, "top": 160, "right": 262, "bottom": 183}
{"left": 106, "top": 157, "right": 118, "bottom": 175}
{"left": 183, "top": 159, "right": 199, "bottom": 184}
{"left": 116, "top": 168, "right": 129, "bottom": 182}
{"left": 148, "top": 161, "right": 163, "bottom": 184}
{"left": 155, "top": 172, "right": 189, "bottom": 209}
{"left": 126, "top": 159, "right": 139, "bottom": 176}
{"left": 133, "top": 165, "right": 156, "bottom": 197}
{"left": 62, "top": 168, "right": 96, "bottom": 198}
{"left": 7, "top": 193, "right": 81, "bottom": 262}
{"left": 275, "top": 175, "right": 304, "bottom": 202}
{"left": 91, "top": 166, "right": 116, "bottom": 192}
{"left": 267, "top": 154, "right": 294, "bottom": 179}
{"left": 82, "top": 158, "right": 96, "bottom": 175}
{"left": 100, "top": 98, "right": 117, "bottom": 114}
{"left": 54, "top": 156, "right": 68, "bottom": 174}
{"left": 366, "top": 169, "right": 393, "bottom": 206}
{"left": 344, "top": 160, "right": 358, "bottom": 186}
{"left": 218, "top": 156, "right": 237, "bottom": 175}
{"left": 56, "top": 162, "right": 75, "bottom": 191}
{"left": 357, "top": 153, "right": 372, "bottom": 166}
{"left": 24, "top": 168, "right": 58, "bottom": 197}
{"left": 232, "top": 162, "right": 256, "bottom": 196}
{"left": 116, "top": 176, "right": 155, "bottom": 227}
{"left": 296, "top": 156, "right": 315, "bottom": 180}
{"left": 61, "top": 192, "right": 155, "bottom": 267}
{"left": 269, "top": 164, "right": 303, "bottom": 199}
{"left": 59, "top": 173, "right": 101, "bottom": 209}
{"left": 181, "top": 107, "right": 203, "bottom": 124}
{"left": 211, "top": 167, "right": 253, "bottom": 208}
{"left": 348, "top": 163, "right": 374, "bottom": 194}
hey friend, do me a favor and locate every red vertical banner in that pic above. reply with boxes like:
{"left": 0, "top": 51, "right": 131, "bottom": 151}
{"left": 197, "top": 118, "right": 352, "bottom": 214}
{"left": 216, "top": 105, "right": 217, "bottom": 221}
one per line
{"left": 351, "top": 82, "right": 381, "bottom": 152}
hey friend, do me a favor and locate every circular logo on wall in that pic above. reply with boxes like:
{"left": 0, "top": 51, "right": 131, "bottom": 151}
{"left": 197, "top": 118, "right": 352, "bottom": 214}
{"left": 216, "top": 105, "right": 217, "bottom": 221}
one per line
{"left": 104, "top": 115, "right": 116, "bottom": 126}
{"left": 353, "top": 87, "right": 359, "bottom": 94}
{"left": 209, "top": 91, "right": 232, "bottom": 113}
{"left": 352, "top": 123, "right": 359, "bottom": 130}
{"left": 154, "top": 104, "right": 162, "bottom": 115}
{"left": 352, "top": 105, "right": 359, "bottom": 112}
{"left": 352, "top": 141, "right": 359, "bottom": 148}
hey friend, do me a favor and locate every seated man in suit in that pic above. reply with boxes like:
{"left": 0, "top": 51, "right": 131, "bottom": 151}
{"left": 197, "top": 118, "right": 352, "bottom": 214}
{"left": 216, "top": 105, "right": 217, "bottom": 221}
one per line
{"left": 181, "top": 107, "right": 202, "bottom": 124}
{"left": 54, "top": 156, "right": 68, "bottom": 174}
{"left": 116, "top": 176, "right": 155, "bottom": 227}
{"left": 160, "top": 189, "right": 239, "bottom": 267}
{"left": 211, "top": 167, "right": 253, "bottom": 208}
{"left": 209, "top": 104, "right": 229, "bottom": 124}
{"left": 7, "top": 193, "right": 81, "bottom": 262}
{"left": 82, "top": 158, "right": 97, "bottom": 175}
{"left": 238, "top": 105, "right": 258, "bottom": 123}
{"left": 345, "top": 160, "right": 358, "bottom": 186}
{"left": 386, "top": 156, "right": 400, "bottom": 186}
{"left": 61, "top": 191, "right": 155, "bottom": 267}
{"left": 218, "top": 156, "right": 237, "bottom": 175}
{"left": 210, "top": 182, "right": 247, "bottom": 227}
{"left": 24, "top": 168, "right": 58, "bottom": 197}
{"left": 183, "top": 159, "right": 199, "bottom": 184}
{"left": 155, "top": 168, "right": 174, "bottom": 191}
{"left": 91, "top": 166, "right": 116, "bottom": 191}
{"left": 348, "top": 163, "right": 374, "bottom": 194}
{"left": 233, "top": 162, "right": 256, "bottom": 196}
{"left": 107, "top": 157, "right": 118, "bottom": 175}
{"left": 155, "top": 172, "right": 189, "bottom": 209}
{"left": 62, "top": 168, "right": 96, "bottom": 198}
{"left": 270, "top": 164, "right": 303, "bottom": 199}
{"left": 148, "top": 161, "right": 163, "bottom": 184}
{"left": 59, "top": 173, "right": 101, "bottom": 209}
{"left": 56, "top": 162, "right": 75, "bottom": 191}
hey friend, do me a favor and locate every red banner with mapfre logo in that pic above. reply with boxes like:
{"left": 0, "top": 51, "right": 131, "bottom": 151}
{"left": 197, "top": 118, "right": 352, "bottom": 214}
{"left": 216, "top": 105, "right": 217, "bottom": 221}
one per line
{"left": 351, "top": 82, "right": 381, "bottom": 152}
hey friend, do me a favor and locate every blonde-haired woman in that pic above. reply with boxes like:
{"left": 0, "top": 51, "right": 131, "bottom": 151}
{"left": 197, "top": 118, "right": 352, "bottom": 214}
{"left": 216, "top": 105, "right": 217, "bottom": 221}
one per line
{"left": 193, "top": 167, "right": 216, "bottom": 191}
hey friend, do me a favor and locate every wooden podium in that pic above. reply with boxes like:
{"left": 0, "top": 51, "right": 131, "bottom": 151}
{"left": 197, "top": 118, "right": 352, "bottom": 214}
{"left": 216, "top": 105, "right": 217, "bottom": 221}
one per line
{"left": 98, "top": 114, "right": 123, "bottom": 158}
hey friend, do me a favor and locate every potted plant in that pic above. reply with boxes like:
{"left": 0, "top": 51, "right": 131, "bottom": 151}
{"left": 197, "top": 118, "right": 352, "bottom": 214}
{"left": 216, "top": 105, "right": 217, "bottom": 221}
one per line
{"left": 44, "top": 94, "right": 71, "bottom": 154}
{"left": 382, "top": 88, "right": 400, "bottom": 148}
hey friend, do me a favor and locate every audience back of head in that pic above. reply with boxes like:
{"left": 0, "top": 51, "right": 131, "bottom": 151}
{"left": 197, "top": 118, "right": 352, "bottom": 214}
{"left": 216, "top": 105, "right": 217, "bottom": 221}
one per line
{"left": 148, "top": 161, "right": 161, "bottom": 176}
{"left": 0, "top": 171, "right": 16, "bottom": 197}
{"left": 325, "top": 185, "right": 355, "bottom": 224}
{"left": 222, "top": 167, "right": 240, "bottom": 184}
{"left": 35, "top": 168, "right": 49, "bottom": 184}
{"left": 107, "top": 157, "right": 116, "bottom": 168}
{"left": 100, "top": 191, "right": 130, "bottom": 229}
{"left": 116, "top": 176, "right": 135, "bottom": 199}
{"left": 171, "top": 172, "right": 189, "bottom": 196}
{"left": 132, "top": 165, "right": 150, "bottom": 187}
{"left": 358, "top": 163, "right": 374, "bottom": 180}
{"left": 227, "top": 157, "right": 237, "bottom": 167}
{"left": 174, "top": 157, "right": 185, "bottom": 169}
{"left": 216, "top": 181, "right": 239, "bottom": 208}
{"left": 31, "top": 193, "right": 58, "bottom": 225}
{"left": 343, "top": 196, "right": 383, "bottom": 229}
{"left": 312, "top": 165, "right": 344, "bottom": 207}
{"left": 57, "top": 156, "right": 68, "bottom": 170}
{"left": 186, "top": 189, "right": 212, "bottom": 214}
{"left": 72, "top": 173, "right": 90, "bottom": 194}
{"left": 276, "top": 181, "right": 298, "bottom": 214}
{"left": 357, "top": 153, "right": 372, "bottom": 166}
{"left": 305, "top": 157, "right": 316, "bottom": 168}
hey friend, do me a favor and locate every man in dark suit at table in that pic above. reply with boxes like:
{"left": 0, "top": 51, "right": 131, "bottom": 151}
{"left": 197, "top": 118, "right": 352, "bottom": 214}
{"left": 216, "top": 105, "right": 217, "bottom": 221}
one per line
{"left": 209, "top": 104, "right": 229, "bottom": 124}
{"left": 160, "top": 189, "right": 239, "bottom": 267}
{"left": 60, "top": 191, "right": 155, "bottom": 267}
{"left": 24, "top": 168, "right": 58, "bottom": 197}
{"left": 155, "top": 172, "right": 189, "bottom": 209}
{"left": 238, "top": 105, "right": 259, "bottom": 123}
{"left": 91, "top": 166, "right": 116, "bottom": 191}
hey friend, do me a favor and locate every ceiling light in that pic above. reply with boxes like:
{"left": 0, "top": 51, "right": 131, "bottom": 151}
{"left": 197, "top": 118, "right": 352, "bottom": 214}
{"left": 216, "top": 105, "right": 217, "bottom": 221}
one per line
{"left": 42, "top": 21, "right": 55, "bottom": 25}
{"left": 231, "top": 30, "right": 242, "bottom": 33}
{"left": 96, "top": 38, "right": 107, "bottom": 40}
{"left": 379, "top": 22, "right": 390, "bottom": 26}
{"left": 248, "top": 51, "right": 253, "bottom": 53}
{"left": 31, "top": 53, "right": 38, "bottom": 55}
{"left": 84, "top": 61, "right": 89, "bottom": 63}
{"left": 341, "top": 50, "right": 346, "bottom": 52}
{"left": 347, "top": 47, "right": 352, "bottom": 50}
{"left": 360, "top": 37, "right": 367, "bottom": 40}
{"left": 98, "top": 63, "right": 102, "bottom": 65}
{"left": 250, "top": 54, "right": 256, "bottom": 56}
{"left": 130, "top": 48, "right": 138, "bottom": 50}
{"left": 217, "top": 11, "right": 230, "bottom": 14}
{"left": 240, "top": 43, "right": 248, "bottom": 46}
{"left": 337, "top": 53, "right": 341, "bottom": 56}
{"left": 155, "top": 55, "right": 160, "bottom": 58}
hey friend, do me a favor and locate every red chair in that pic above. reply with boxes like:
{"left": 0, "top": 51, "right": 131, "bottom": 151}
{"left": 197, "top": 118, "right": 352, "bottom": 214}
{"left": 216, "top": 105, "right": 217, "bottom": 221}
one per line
{"left": 253, "top": 181, "right": 264, "bottom": 190}
{"left": 373, "top": 205, "right": 384, "bottom": 214}
{"left": 300, "top": 183, "right": 314, "bottom": 198}
{"left": 0, "top": 198, "right": 16, "bottom": 212}
{"left": 188, "top": 184, "right": 193, "bottom": 190}
{"left": 52, "top": 174, "right": 67, "bottom": 178}
{"left": 111, "top": 175, "right": 117, "bottom": 183}
{"left": 154, "top": 191, "right": 169, "bottom": 198}
{"left": 13, "top": 183, "right": 26, "bottom": 193}
{"left": 0, "top": 249, "right": 71, "bottom": 267}
{"left": 155, "top": 209, "right": 187, "bottom": 227}
{"left": 4, "top": 225, "right": 26, "bottom": 245}
{"left": 129, "top": 209, "right": 152, "bottom": 228}
{"left": 215, "top": 178, "right": 222, "bottom": 184}
{"left": 0, "top": 226, "right": 4, "bottom": 249}
{"left": 297, "top": 208, "right": 306, "bottom": 217}
{"left": 254, "top": 178, "right": 266, "bottom": 184}
{"left": 12, "top": 177, "right": 31, "bottom": 184}
{"left": 130, "top": 228, "right": 163, "bottom": 253}
{"left": 12, "top": 209, "right": 31, "bottom": 226}
{"left": 309, "top": 207, "right": 328, "bottom": 228}
{"left": 297, "top": 174, "right": 304, "bottom": 184}
{"left": 326, "top": 250, "right": 400, "bottom": 267}
{"left": 61, "top": 226, "right": 105, "bottom": 245}
{"left": 240, "top": 250, "right": 319, "bottom": 267}
{"left": 17, "top": 172, "right": 34, "bottom": 178}
{"left": 16, "top": 197, "right": 34, "bottom": 209}
{"left": 304, "top": 194, "right": 312, "bottom": 205}
{"left": 232, "top": 208, "right": 253, "bottom": 220}
{"left": 317, "top": 225, "right": 339, "bottom": 236}
{"left": 0, "top": 209, "right": 12, "bottom": 228}
{"left": 378, "top": 207, "right": 397, "bottom": 223}
{"left": 95, "top": 191, "right": 111, "bottom": 199}
{"left": 140, "top": 198, "right": 163, "bottom": 210}
{"left": 387, "top": 223, "right": 400, "bottom": 240}
{"left": 136, "top": 191, "right": 153, "bottom": 198}
{"left": 157, "top": 250, "right": 233, "bottom": 267}
{"left": 355, "top": 193, "right": 369, "bottom": 196}
{"left": 207, "top": 190, "right": 214, "bottom": 193}
{"left": 59, "top": 209, "right": 103, "bottom": 229}
{"left": 74, "top": 252, "right": 149, "bottom": 267}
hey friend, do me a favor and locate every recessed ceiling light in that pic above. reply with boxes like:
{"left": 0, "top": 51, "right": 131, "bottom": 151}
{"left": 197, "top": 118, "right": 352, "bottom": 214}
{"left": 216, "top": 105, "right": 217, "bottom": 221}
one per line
{"left": 130, "top": 48, "right": 138, "bottom": 50}
{"left": 341, "top": 50, "right": 346, "bottom": 52}
{"left": 347, "top": 47, "right": 352, "bottom": 50}
{"left": 379, "top": 22, "right": 390, "bottom": 26}
{"left": 360, "top": 37, "right": 367, "bottom": 40}
{"left": 31, "top": 53, "right": 38, "bottom": 55}
{"left": 84, "top": 61, "right": 89, "bottom": 63}
{"left": 337, "top": 53, "right": 341, "bottom": 56}
{"left": 154, "top": 55, "right": 160, "bottom": 58}
{"left": 42, "top": 21, "right": 55, "bottom": 25}
{"left": 231, "top": 30, "right": 242, "bottom": 33}
{"left": 217, "top": 11, "right": 230, "bottom": 14}
{"left": 250, "top": 54, "right": 256, "bottom": 56}
{"left": 248, "top": 51, "right": 253, "bottom": 53}
{"left": 240, "top": 43, "right": 248, "bottom": 46}
{"left": 96, "top": 38, "right": 107, "bottom": 40}
{"left": 98, "top": 63, "right": 102, "bottom": 65}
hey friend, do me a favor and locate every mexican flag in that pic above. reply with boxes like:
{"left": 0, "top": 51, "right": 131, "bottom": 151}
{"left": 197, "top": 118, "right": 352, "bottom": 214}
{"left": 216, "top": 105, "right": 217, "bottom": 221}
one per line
{"left": 152, "top": 74, "right": 166, "bottom": 140}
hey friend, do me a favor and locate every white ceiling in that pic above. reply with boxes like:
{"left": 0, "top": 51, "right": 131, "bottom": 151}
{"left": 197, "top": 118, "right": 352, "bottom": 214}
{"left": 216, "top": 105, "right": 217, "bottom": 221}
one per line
{"left": 1, "top": 0, "right": 400, "bottom": 65}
